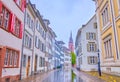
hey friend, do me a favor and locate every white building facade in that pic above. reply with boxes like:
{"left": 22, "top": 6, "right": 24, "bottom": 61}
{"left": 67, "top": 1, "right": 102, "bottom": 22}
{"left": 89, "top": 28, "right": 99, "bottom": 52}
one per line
{"left": 64, "top": 52, "right": 71, "bottom": 69}
{"left": 75, "top": 15, "right": 98, "bottom": 71}
{"left": 32, "top": 8, "right": 47, "bottom": 74}
{"left": 21, "top": 1, "right": 36, "bottom": 78}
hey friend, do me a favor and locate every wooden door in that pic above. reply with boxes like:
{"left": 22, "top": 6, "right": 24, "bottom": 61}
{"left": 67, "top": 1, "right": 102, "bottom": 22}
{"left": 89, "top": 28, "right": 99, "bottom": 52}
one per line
{"left": 34, "top": 55, "right": 37, "bottom": 72}
{"left": 26, "top": 56, "right": 30, "bottom": 77}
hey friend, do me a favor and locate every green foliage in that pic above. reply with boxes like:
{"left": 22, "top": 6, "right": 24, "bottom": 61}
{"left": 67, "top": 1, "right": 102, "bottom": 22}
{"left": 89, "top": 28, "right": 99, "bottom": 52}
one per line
{"left": 71, "top": 52, "right": 76, "bottom": 65}
{"left": 72, "top": 70, "right": 76, "bottom": 82}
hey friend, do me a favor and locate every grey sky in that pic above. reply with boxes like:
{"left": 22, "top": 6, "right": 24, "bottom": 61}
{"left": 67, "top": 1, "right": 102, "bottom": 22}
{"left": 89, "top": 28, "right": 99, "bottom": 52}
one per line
{"left": 31, "top": 0, "right": 95, "bottom": 47}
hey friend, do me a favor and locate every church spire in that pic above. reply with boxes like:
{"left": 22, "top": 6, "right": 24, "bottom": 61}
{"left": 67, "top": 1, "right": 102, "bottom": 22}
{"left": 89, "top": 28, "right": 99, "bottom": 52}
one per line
{"left": 69, "top": 31, "right": 73, "bottom": 43}
{"left": 68, "top": 31, "right": 74, "bottom": 52}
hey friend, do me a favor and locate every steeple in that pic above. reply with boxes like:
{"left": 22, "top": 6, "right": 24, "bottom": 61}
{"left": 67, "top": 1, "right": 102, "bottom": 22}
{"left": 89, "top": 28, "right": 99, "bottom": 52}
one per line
{"left": 68, "top": 31, "right": 74, "bottom": 52}
{"left": 69, "top": 31, "right": 73, "bottom": 43}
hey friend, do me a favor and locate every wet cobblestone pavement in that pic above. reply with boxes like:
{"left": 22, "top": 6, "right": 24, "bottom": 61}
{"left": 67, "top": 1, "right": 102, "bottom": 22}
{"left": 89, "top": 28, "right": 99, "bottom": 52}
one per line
{"left": 42, "top": 69, "right": 85, "bottom": 82}
{"left": 16, "top": 68, "right": 105, "bottom": 82}
{"left": 42, "top": 68, "right": 105, "bottom": 82}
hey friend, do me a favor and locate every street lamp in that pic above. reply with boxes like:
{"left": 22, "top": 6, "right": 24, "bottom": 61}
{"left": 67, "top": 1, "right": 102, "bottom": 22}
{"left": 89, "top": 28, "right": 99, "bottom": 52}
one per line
{"left": 97, "top": 49, "right": 101, "bottom": 76}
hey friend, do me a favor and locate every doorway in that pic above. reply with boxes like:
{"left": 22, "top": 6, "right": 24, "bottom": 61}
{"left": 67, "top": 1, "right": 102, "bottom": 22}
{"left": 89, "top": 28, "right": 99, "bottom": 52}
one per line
{"left": 26, "top": 56, "right": 30, "bottom": 77}
{"left": 34, "top": 55, "right": 37, "bottom": 72}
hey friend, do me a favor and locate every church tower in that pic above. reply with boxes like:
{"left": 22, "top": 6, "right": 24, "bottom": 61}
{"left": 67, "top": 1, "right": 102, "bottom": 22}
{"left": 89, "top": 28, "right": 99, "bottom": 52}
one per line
{"left": 68, "top": 31, "right": 74, "bottom": 52}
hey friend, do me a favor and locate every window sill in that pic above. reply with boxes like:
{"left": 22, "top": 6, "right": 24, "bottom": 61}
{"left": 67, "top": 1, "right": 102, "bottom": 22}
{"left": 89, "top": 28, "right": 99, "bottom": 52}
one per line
{"left": 25, "top": 24, "right": 34, "bottom": 32}
{"left": 0, "top": 26, "right": 9, "bottom": 33}
{"left": 0, "top": 26, "right": 21, "bottom": 39}
{"left": 24, "top": 46, "right": 33, "bottom": 51}
{"left": 88, "top": 63, "right": 97, "bottom": 65}
{"left": 3, "top": 66, "right": 19, "bottom": 68}
{"left": 104, "top": 57, "right": 114, "bottom": 62}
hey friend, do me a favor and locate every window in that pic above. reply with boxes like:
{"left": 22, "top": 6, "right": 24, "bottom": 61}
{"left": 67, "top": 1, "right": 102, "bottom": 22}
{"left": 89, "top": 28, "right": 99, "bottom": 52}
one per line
{"left": 104, "top": 35, "right": 113, "bottom": 58}
{"left": 87, "top": 42, "right": 97, "bottom": 52}
{"left": 40, "top": 57, "right": 42, "bottom": 67}
{"left": 42, "top": 58, "right": 45, "bottom": 67}
{"left": 14, "top": 52, "right": 18, "bottom": 66}
{"left": 31, "top": 20, "right": 34, "bottom": 31}
{"left": 79, "top": 57, "right": 82, "bottom": 65}
{"left": 23, "top": 55, "right": 26, "bottom": 67}
{"left": 88, "top": 56, "right": 97, "bottom": 64}
{"left": 0, "top": 6, "right": 10, "bottom": 30}
{"left": 27, "top": 13, "right": 30, "bottom": 25}
{"left": 39, "top": 57, "right": 41, "bottom": 67}
{"left": 14, "top": 18, "right": 21, "bottom": 37}
{"left": 36, "top": 21, "right": 40, "bottom": 31}
{"left": 29, "top": 38, "right": 32, "bottom": 48}
{"left": 4, "top": 49, "right": 9, "bottom": 66}
{"left": 4, "top": 48, "right": 19, "bottom": 67}
{"left": 41, "top": 43, "right": 45, "bottom": 52}
{"left": 24, "top": 33, "right": 32, "bottom": 49}
{"left": 35, "top": 36, "right": 39, "bottom": 48}
{"left": 86, "top": 32, "right": 96, "bottom": 40}
{"left": 9, "top": 51, "right": 14, "bottom": 66}
{"left": 101, "top": 4, "right": 109, "bottom": 26}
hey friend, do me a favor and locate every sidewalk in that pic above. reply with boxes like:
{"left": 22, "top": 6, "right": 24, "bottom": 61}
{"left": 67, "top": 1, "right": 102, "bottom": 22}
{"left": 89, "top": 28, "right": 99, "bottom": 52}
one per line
{"left": 16, "top": 70, "right": 55, "bottom": 82}
{"left": 86, "top": 71, "right": 120, "bottom": 82}
{"left": 72, "top": 68, "right": 105, "bottom": 82}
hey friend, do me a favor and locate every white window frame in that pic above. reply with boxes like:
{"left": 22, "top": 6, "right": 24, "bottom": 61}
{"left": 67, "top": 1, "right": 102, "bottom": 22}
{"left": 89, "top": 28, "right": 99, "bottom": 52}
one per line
{"left": 101, "top": 3, "right": 109, "bottom": 27}
{"left": 104, "top": 35, "right": 113, "bottom": 59}
{"left": 4, "top": 49, "right": 9, "bottom": 66}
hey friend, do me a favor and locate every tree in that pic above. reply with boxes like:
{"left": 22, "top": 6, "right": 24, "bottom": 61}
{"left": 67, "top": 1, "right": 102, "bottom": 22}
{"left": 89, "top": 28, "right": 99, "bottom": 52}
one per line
{"left": 71, "top": 52, "right": 76, "bottom": 66}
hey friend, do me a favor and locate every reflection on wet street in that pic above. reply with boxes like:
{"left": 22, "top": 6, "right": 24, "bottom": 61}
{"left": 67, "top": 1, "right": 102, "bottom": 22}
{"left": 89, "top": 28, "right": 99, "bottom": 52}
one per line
{"left": 42, "top": 69, "right": 83, "bottom": 82}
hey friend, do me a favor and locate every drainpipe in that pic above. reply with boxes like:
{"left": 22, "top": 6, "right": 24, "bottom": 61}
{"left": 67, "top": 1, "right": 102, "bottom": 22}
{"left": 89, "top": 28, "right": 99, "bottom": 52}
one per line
{"left": 110, "top": 0, "right": 119, "bottom": 59}
{"left": 20, "top": 3, "right": 27, "bottom": 80}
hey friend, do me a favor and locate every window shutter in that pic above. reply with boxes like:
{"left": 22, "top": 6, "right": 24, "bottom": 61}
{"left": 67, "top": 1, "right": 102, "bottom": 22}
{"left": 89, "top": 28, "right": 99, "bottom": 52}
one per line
{"left": 19, "top": 23, "right": 23, "bottom": 39}
{"left": 94, "top": 33, "right": 96, "bottom": 40}
{"left": 87, "top": 44, "right": 89, "bottom": 52}
{"left": 38, "top": 39, "right": 40, "bottom": 49}
{"left": 8, "top": 13, "right": 12, "bottom": 32}
{"left": 88, "top": 57, "right": 90, "bottom": 64}
{"left": 94, "top": 44, "right": 97, "bottom": 52}
{"left": 95, "top": 57, "right": 97, "bottom": 64}
{"left": 86, "top": 33, "right": 89, "bottom": 40}
{"left": 21, "top": 0, "right": 26, "bottom": 12}
{"left": 10, "top": 14, "right": 15, "bottom": 33}
{"left": 0, "top": 2, "right": 2, "bottom": 13}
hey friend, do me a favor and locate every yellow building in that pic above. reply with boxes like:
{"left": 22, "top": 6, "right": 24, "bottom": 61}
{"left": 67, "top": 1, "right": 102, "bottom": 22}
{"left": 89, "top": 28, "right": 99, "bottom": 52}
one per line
{"left": 94, "top": 0, "right": 120, "bottom": 76}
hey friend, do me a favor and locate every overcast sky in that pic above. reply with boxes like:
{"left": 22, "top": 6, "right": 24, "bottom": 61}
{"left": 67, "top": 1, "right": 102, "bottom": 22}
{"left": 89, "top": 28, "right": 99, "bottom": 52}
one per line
{"left": 31, "top": 0, "right": 95, "bottom": 47}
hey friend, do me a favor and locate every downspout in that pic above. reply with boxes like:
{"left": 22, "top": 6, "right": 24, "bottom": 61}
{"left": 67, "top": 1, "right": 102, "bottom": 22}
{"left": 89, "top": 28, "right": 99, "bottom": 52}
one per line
{"left": 20, "top": 4, "right": 27, "bottom": 80}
